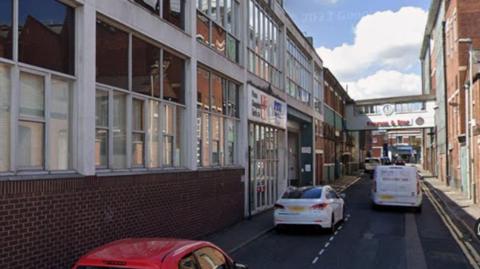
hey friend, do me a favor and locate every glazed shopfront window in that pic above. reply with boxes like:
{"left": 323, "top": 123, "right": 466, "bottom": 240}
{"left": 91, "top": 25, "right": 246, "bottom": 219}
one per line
{"left": 0, "top": 0, "right": 75, "bottom": 174}
{"left": 196, "top": 67, "right": 239, "bottom": 167}
{"left": 96, "top": 19, "right": 186, "bottom": 170}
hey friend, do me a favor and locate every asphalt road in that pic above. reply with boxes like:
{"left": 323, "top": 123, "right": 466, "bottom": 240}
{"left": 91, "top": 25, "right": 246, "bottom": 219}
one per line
{"left": 233, "top": 175, "right": 472, "bottom": 269}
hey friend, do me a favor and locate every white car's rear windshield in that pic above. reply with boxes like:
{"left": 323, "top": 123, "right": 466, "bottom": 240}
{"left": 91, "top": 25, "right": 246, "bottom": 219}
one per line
{"left": 282, "top": 187, "right": 322, "bottom": 199}
{"left": 365, "top": 159, "right": 380, "bottom": 164}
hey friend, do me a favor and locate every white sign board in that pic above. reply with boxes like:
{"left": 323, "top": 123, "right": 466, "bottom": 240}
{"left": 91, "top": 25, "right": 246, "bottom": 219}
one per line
{"left": 248, "top": 85, "right": 287, "bottom": 129}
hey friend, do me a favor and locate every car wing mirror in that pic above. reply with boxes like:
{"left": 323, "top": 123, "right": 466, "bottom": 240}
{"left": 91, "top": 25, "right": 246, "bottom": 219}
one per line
{"left": 339, "top": 193, "right": 346, "bottom": 199}
{"left": 234, "top": 262, "right": 249, "bottom": 269}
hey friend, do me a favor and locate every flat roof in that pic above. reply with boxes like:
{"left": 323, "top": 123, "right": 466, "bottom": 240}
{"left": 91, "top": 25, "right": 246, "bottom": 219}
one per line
{"left": 353, "top": 94, "right": 436, "bottom": 105}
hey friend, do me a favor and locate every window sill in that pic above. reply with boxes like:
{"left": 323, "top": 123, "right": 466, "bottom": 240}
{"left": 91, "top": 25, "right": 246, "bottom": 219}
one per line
{"left": 0, "top": 170, "right": 81, "bottom": 181}
{"left": 196, "top": 40, "right": 243, "bottom": 69}
{"left": 96, "top": 167, "right": 191, "bottom": 177}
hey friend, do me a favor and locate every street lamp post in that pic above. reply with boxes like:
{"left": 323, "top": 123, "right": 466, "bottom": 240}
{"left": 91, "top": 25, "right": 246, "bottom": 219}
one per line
{"left": 459, "top": 38, "right": 475, "bottom": 203}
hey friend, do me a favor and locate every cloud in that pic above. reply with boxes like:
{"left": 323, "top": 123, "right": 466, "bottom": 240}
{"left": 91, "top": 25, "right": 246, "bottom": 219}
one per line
{"left": 345, "top": 70, "right": 421, "bottom": 100}
{"left": 316, "top": 7, "right": 427, "bottom": 81}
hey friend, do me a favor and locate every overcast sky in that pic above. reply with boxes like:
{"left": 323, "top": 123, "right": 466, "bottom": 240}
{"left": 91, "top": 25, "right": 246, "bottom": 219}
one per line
{"left": 284, "top": 0, "right": 431, "bottom": 100}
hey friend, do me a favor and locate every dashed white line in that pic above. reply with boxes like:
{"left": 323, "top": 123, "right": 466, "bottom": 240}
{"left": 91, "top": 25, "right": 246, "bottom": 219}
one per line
{"left": 329, "top": 236, "right": 334, "bottom": 241}
{"left": 318, "top": 249, "right": 325, "bottom": 255}
{"left": 312, "top": 257, "right": 319, "bottom": 264}
{"left": 325, "top": 242, "right": 330, "bottom": 248}
{"left": 338, "top": 225, "right": 343, "bottom": 230}
{"left": 334, "top": 231, "right": 338, "bottom": 235}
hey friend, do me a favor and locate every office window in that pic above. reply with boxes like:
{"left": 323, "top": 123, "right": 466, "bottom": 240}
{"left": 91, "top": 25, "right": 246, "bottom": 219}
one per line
{"left": 196, "top": 0, "right": 240, "bottom": 63}
{"left": 163, "top": 50, "right": 185, "bottom": 103}
{"left": 0, "top": 0, "right": 12, "bottom": 59}
{"left": 96, "top": 19, "right": 186, "bottom": 171}
{"left": 196, "top": 67, "right": 239, "bottom": 167}
{"left": 197, "top": 67, "right": 210, "bottom": 110}
{"left": 18, "top": 0, "right": 74, "bottom": 75}
{"left": 95, "top": 91, "right": 109, "bottom": 168}
{"left": 0, "top": 65, "right": 10, "bottom": 171}
{"left": 132, "top": 99, "right": 145, "bottom": 167}
{"left": 132, "top": 36, "right": 160, "bottom": 97}
{"left": 134, "top": 0, "right": 185, "bottom": 30}
{"left": 49, "top": 78, "right": 71, "bottom": 170}
{"left": 96, "top": 20, "right": 129, "bottom": 89}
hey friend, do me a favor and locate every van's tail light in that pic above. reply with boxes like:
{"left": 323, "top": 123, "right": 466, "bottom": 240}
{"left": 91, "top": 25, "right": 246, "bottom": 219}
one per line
{"left": 274, "top": 203, "right": 285, "bottom": 210}
{"left": 311, "top": 203, "right": 329, "bottom": 210}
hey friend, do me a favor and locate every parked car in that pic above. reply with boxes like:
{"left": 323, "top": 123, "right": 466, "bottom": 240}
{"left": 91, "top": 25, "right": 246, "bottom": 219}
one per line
{"left": 72, "top": 238, "right": 248, "bottom": 269}
{"left": 274, "top": 186, "right": 346, "bottom": 233}
{"left": 364, "top": 157, "right": 381, "bottom": 174}
{"left": 380, "top": 157, "right": 392, "bottom": 165}
{"left": 371, "top": 165, "right": 422, "bottom": 212}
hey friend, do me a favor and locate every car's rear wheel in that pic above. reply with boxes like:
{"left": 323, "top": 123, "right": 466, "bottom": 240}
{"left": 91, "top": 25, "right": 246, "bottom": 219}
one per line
{"left": 329, "top": 214, "right": 336, "bottom": 234}
{"left": 414, "top": 205, "right": 422, "bottom": 213}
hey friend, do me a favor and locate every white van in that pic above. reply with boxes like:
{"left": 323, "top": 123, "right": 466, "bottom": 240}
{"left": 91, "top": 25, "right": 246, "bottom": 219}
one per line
{"left": 371, "top": 165, "right": 422, "bottom": 212}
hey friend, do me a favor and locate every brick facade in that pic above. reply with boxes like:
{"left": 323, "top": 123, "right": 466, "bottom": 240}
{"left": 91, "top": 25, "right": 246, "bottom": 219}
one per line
{"left": 0, "top": 169, "right": 244, "bottom": 268}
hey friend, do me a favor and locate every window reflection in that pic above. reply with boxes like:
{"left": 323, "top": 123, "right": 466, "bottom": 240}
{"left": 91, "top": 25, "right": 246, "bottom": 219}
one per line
{"left": 132, "top": 36, "right": 160, "bottom": 97}
{"left": 212, "top": 23, "right": 226, "bottom": 55}
{"left": 211, "top": 74, "right": 223, "bottom": 113}
{"left": 197, "top": 68, "right": 210, "bottom": 110}
{"left": 18, "top": 0, "right": 74, "bottom": 74}
{"left": 163, "top": 0, "right": 185, "bottom": 29}
{"left": 163, "top": 51, "right": 184, "bottom": 103}
{"left": 197, "top": 12, "right": 210, "bottom": 45}
{"left": 134, "top": 0, "right": 160, "bottom": 13}
{"left": 96, "top": 20, "right": 129, "bottom": 89}
{"left": 0, "top": 0, "right": 12, "bottom": 59}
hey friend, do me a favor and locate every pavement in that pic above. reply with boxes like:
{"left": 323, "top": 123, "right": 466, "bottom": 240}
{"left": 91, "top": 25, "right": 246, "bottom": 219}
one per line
{"left": 203, "top": 174, "right": 362, "bottom": 254}
{"left": 233, "top": 174, "right": 472, "bottom": 269}
{"left": 419, "top": 169, "right": 480, "bottom": 251}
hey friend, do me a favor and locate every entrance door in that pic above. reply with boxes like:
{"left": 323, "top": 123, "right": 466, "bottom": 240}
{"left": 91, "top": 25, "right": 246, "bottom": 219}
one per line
{"left": 315, "top": 153, "right": 323, "bottom": 185}
{"left": 288, "top": 132, "right": 299, "bottom": 186}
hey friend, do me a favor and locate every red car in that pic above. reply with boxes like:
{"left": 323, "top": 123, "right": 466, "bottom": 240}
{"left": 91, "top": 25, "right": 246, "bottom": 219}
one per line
{"left": 72, "top": 238, "right": 248, "bottom": 269}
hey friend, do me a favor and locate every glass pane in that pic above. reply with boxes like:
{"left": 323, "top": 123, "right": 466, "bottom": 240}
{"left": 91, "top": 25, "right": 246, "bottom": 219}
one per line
{"left": 227, "top": 82, "right": 238, "bottom": 117}
{"left": 112, "top": 93, "right": 126, "bottom": 169}
{"left": 164, "top": 104, "right": 174, "bottom": 135}
{"left": 202, "top": 113, "right": 210, "bottom": 166}
{"left": 96, "top": 20, "right": 129, "bottom": 89}
{"left": 211, "top": 115, "right": 223, "bottom": 166}
{"left": 132, "top": 133, "right": 144, "bottom": 167}
{"left": 148, "top": 101, "right": 160, "bottom": 168}
{"left": 18, "top": 0, "right": 74, "bottom": 74}
{"left": 17, "top": 121, "right": 43, "bottom": 169}
{"left": 0, "top": 0, "right": 12, "bottom": 59}
{"left": 197, "top": 67, "right": 210, "bottom": 110}
{"left": 225, "top": 119, "right": 235, "bottom": 165}
{"left": 163, "top": 51, "right": 185, "bottom": 103}
{"left": 212, "top": 23, "right": 226, "bottom": 55}
{"left": 0, "top": 65, "right": 10, "bottom": 171}
{"left": 226, "top": 0, "right": 232, "bottom": 32}
{"left": 95, "top": 129, "right": 108, "bottom": 167}
{"left": 132, "top": 99, "right": 144, "bottom": 131}
{"left": 196, "top": 112, "right": 202, "bottom": 166}
{"left": 163, "top": 135, "right": 173, "bottom": 166}
{"left": 211, "top": 74, "right": 223, "bottom": 113}
{"left": 49, "top": 78, "right": 71, "bottom": 170}
{"left": 163, "top": 0, "right": 185, "bottom": 29}
{"left": 196, "top": 12, "right": 210, "bottom": 45}
{"left": 175, "top": 107, "right": 183, "bottom": 166}
{"left": 20, "top": 72, "right": 44, "bottom": 118}
{"left": 132, "top": 36, "right": 160, "bottom": 97}
{"left": 226, "top": 34, "right": 238, "bottom": 62}
{"left": 96, "top": 91, "right": 108, "bottom": 127}
{"left": 134, "top": 0, "right": 160, "bottom": 13}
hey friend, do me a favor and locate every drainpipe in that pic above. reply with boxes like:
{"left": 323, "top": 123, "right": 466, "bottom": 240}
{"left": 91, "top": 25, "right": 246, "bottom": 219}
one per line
{"left": 442, "top": 21, "right": 450, "bottom": 186}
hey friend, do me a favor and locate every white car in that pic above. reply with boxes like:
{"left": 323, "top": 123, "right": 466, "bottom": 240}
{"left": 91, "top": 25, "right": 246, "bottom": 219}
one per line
{"left": 371, "top": 165, "right": 423, "bottom": 212}
{"left": 274, "top": 186, "right": 345, "bottom": 233}
{"left": 365, "top": 158, "right": 381, "bottom": 174}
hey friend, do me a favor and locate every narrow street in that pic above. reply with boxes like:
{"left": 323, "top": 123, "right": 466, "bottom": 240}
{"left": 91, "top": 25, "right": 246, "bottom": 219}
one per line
{"left": 233, "top": 175, "right": 472, "bottom": 269}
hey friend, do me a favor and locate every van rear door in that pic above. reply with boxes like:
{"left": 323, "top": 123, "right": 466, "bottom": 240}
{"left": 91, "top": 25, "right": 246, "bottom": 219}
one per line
{"left": 376, "top": 166, "right": 417, "bottom": 200}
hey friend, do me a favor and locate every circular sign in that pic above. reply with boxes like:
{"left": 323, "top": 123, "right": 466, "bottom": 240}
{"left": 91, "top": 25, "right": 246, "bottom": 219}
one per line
{"left": 383, "top": 104, "right": 395, "bottom": 116}
{"left": 415, "top": 117, "right": 425, "bottom": 126}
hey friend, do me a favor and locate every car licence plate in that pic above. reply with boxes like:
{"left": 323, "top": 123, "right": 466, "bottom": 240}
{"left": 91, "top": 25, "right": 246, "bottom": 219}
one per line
{"left": 288, "top": 206, "right": 305, "bottom": 212}
{"left": 380, "top": 195, "right": 394, "bottom": 200}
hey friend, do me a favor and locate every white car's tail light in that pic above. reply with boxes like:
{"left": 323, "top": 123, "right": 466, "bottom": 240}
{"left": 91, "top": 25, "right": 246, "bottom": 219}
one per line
{"left": 311, "top": 203, "right": 328, "bottom": 210}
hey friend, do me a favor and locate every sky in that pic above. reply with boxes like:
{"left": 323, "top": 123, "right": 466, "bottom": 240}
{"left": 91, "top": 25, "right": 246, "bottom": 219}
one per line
{"left": 284, "top": 0, "right": 431, "bottom": 100}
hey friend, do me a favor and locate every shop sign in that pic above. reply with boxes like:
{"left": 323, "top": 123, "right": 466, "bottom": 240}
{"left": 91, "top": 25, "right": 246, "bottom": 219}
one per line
{"left": 367, "top": 119, "right": 414, "bottom": 128}
{"left": 248, "top": 86, "right": 287, "bottom": 129}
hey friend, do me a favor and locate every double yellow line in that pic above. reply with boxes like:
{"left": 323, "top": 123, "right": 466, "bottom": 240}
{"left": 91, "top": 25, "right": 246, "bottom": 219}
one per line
{"left": 422, "top": 183, "right": 480, "bottom": 269}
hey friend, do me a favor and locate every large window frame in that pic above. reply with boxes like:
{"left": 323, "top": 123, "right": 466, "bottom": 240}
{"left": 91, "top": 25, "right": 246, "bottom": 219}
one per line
{"left": 133, "top": 0, "right": 187, "bottom": 30}
{"left": 0, "top": 0, "right": 76, "bottom": 175}
{"left": 247, "top": 0, "right": 281, "bottom": 88}
{"left": 95, "top": 18, "right": 186, "bottom": 171}
{"left": 196, "top": 0, "right": 241, "bottom": 63}
{"left": 286, "top": 37, "right": 313, "bottom": 106}
{"left": 196, "top": 66, "right": 240, "bottom": 168}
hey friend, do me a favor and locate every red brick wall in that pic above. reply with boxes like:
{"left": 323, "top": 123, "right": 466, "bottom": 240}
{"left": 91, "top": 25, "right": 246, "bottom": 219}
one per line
{"left": 0, "top": 169, "right": 244, "bottom": 268}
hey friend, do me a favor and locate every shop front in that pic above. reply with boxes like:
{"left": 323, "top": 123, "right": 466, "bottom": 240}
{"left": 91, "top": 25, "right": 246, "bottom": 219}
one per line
{"left": 247, "top": 85, "right": 287, "bottom": 214}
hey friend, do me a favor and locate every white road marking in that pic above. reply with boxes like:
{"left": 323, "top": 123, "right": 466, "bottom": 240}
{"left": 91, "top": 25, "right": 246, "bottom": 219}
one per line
{"left": 334, "top": 231, "right": 338, "bottom": 235}
{"left": 338, "top": 225, "right": 343, "bottom": 230}
{"left": 325, "top": 242, "right": 330, "bottom": 248}
{"left": 329, "top": 236, "right": 334, "bottom": 241}
{"left": 319, "top": 249, "right": 325, "bottom": 255}
{"left": 312, "top": 257, "right": 319, "bottom": 264}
